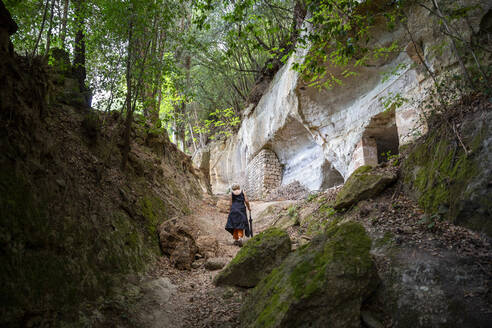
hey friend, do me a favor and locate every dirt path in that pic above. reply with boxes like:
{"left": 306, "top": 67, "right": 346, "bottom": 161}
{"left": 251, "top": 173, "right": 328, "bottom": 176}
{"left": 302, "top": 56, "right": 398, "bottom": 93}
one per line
{"left": 136, "top": 199, "right": 283, "bottom": 328}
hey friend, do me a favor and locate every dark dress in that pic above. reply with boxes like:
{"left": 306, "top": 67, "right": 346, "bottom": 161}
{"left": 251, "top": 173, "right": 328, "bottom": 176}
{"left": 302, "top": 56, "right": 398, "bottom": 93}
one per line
{"left": 225, "top": 191, "right": 251, "bottom": 237}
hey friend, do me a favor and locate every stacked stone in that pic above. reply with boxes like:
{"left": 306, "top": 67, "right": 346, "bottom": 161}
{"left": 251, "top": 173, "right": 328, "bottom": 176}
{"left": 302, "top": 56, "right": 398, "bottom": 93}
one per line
{"left": 261, "top": 150, "right": 282, "bottom": 197}
{"left": 244, "top": 149, "right": 282, "bottom": 200}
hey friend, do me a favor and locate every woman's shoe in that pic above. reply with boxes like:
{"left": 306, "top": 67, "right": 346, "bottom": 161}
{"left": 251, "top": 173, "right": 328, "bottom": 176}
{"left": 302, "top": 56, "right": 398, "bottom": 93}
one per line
{"left": 237, "top": 238, "right": 243, "bottom": 247}
{"left": 233, "top": 240, "right": 239, "bottom": 246}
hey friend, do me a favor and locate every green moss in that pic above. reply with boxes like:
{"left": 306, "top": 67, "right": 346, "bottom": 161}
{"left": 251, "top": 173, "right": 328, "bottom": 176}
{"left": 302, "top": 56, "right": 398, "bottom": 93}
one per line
{"left": 136, "top": 196, "right": 167, "bottom": 256}
{"left": 230, "top": 228, "right": 288, "bottom": 266}
{"left": 403, "top": 124, "right": 482, "bottom": 225}
{"left": 319, "top": 204, "right": 336, "bottom": 217}
{"left": 299, "top": 203, "right": 339, "bottom": 237}
{"left": 241, "top": 222, "right": 373, "bottom": 327}
{"left": 166, "top": 178, "right": 191, "bottom": 215}
{"left": 138, "top": 196, "right": 166, "bottom": 234}
{"left": 0, "top": 169, "right": 159, "bottom": 326}
{"left": 352, "top": 165, "right": 373, "bottom": 175}
{"left": 290, "top": 222, "right": 372, "bottom": 299}
{"left": 334, "top": 165, "right": 395, "bottom": 210}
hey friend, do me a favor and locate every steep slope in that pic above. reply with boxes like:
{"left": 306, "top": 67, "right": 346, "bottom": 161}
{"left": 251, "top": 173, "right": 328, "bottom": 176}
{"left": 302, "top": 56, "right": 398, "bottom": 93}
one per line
{"left": 0, "top": 16, "right": 208, "bottom": 327}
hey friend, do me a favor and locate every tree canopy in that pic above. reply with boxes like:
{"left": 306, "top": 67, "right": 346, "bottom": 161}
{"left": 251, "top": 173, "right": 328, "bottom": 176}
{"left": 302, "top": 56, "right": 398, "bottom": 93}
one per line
{"left": 6, "top": 0, "right": 490, "bottom": 157}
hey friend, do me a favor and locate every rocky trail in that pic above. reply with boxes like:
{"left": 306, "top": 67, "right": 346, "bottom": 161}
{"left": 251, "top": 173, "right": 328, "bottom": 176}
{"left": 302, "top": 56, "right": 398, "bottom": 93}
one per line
{"left": 130, "top": 172, "right": 492, "bottom": 328}
{"left": 132, "top": 198, "right": 289, "bottom": 328}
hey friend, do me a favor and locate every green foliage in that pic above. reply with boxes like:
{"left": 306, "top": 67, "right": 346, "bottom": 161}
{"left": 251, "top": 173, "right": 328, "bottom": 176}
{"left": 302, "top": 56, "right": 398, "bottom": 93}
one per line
{"left": 380, "top": 150, "right": 399, "bottom": 165}
{"left": 418, "top": 213, "right": 443, "bottom": 231}
{"left": 190, "top": 0, "right": 298, "bottom": 141}
{"left": 319, "top": 204, "right": 336, "bottom": 217}
{"left": 292, "top": 0, "right": 395, "bottom": 89}
{"left": 193, "top": 107, "right": 241, "bottom": 140}
{"left": 380, "top": 92, "right": 407, "bottom": 112}
{"left": 307, "top": 192, "right": 319, "bottom": 202}
{"left": 287, "top": 205, "right": 300, "bottom": 226}
{"left": 287, "top": 205, "right": 297, "bottom": 217}
{"left": 6, "top": 0, "right": 489, "bottom": 154}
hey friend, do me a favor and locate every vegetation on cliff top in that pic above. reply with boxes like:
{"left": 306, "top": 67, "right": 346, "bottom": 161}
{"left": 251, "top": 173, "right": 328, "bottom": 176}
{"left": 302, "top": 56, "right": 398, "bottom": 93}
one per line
{"left": 7, "top": 0, "right": 489, "bottom": 156}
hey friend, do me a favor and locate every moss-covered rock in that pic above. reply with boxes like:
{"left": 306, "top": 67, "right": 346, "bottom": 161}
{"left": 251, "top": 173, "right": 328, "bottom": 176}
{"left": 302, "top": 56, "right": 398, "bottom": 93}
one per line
{"left": 239, "top": 222, "right": 378, "bottom": 328}
{"left": 214, "top": 228, "right": 291, "bottom": 288}
{"left": 334, "top": 165, "right": 397, "bottom": 210}
{"left": 0, "top": 169, "right": 156, "bottom": 326}
{"left": 402, "top": 110, "right": 492, "bottom": 236}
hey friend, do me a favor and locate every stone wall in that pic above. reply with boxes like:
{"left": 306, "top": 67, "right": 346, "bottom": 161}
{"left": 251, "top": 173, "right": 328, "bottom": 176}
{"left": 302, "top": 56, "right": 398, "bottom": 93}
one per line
{"left": 243, "top": 149, "right": 282, "bottom": 200}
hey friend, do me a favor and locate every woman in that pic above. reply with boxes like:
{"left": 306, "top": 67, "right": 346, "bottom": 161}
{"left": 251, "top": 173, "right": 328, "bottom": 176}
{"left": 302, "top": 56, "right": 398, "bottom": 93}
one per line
{"left": 225, "top": 184, "right": 251, "bottom": 246}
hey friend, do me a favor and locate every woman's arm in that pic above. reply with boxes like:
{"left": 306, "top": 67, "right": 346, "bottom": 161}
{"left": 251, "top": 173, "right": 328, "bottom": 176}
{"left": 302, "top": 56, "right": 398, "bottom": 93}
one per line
{"left": 244, "top": 192, "right": 251, "bottom": 211}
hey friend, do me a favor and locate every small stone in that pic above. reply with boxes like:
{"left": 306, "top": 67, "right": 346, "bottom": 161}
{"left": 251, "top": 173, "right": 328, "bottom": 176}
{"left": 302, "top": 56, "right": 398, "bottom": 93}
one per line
{"left": 191, "top": 260, "right": 204, "bottom": 269}
{"left": 361, "top": 311, "right": 384, "bottom": 328}
{"left": 56, "top": 178, "right": 66, "bottom": 188}
{"left": 205, "top": 257, "right": 229, "bottom": 271}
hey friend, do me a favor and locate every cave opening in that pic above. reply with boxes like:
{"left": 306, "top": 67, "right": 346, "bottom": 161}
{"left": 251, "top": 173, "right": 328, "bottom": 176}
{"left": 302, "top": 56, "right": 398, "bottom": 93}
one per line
{"left": 363, "top": 110, "right": 400, "bottom": 164}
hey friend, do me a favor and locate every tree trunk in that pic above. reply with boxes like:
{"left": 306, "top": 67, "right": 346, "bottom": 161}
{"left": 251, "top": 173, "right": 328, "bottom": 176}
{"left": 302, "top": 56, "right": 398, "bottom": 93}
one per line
{"left": 60, "top": 0, "right": 69, "bottom": 48}
{"left": 121, "top": 9, "right": 134, "bottom": 171}
{"left": 73, "top": 0, "right": 86, "bottom": 93}
{"left": 31, "top": 0, "right": 50, "bottom": 58}
{"left": 45, "top": 0, "right": 57, "bottom": 56}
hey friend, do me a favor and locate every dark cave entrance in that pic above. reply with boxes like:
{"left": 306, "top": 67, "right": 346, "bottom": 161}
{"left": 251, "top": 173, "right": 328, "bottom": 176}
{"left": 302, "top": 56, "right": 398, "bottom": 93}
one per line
{"left": 363, "top": 110, "right": 400, "bottom": 164}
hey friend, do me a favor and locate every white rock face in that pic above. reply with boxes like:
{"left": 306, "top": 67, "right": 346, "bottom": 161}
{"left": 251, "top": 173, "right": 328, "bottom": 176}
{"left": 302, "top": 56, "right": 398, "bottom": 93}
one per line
{"left": 207, "top": 1, "right": 490, "bottom": 194}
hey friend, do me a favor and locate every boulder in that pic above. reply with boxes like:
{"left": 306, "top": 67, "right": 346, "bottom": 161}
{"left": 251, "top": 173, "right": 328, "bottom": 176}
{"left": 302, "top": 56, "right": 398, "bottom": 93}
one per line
{"left": 205, "top": 257, "right": 229, "bottom": 271}
{"left": 214, "top": 228, "right": 291, "bottom": 288}
{"left": 169, "top": 239, "right": 197, "bottom": 270}
{"left": 196, "top": 235, "right": 219, "bottom": 259}
{"left": 239, "top": 222, "right": 379, "bottom": 328}
{"left": 375, "top": 245, "right": 492, "bottom": 327}
{"left": 334, "top": 166, "right": 397, "bottom": 210}
{"left": 158, "top": 218, "right": 198, "bottom": 270}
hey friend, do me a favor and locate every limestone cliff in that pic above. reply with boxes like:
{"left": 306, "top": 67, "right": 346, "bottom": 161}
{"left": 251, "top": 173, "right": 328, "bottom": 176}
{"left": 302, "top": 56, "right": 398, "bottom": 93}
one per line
{"left": 205, "top": 0, "right": 491, "bottom": 199}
